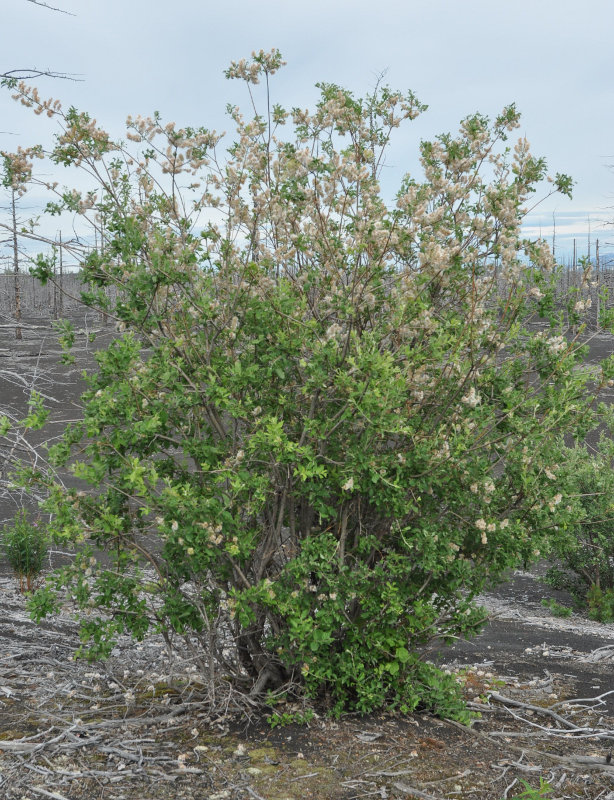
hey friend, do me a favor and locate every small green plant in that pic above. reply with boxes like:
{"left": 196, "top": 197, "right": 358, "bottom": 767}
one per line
{"left": 266, "top": 708, "right": 315, "bottom": 729}
{"left": 507, "top": 777, "right": 553, "bottom": 799}
{"left": 540, "top": 597, "right": 572, "bottom": 617}
{"left": 1, "top": 510, "right": 48, "bottom": 592}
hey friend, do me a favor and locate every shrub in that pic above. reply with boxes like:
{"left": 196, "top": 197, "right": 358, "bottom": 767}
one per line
{"left": 545, "top": 441, "right": 614, "bottom": 618}
{"left": 586, "top": 584, "right": 614, "bottom": 623}
{"left": 542, "top": 564, "right": 586, "bottom": 604}
{"left": 6, "top": 50, "right": 609, "bottom": 718}
{"left": 1, "top": 509, "right": 48, "bottom": 592}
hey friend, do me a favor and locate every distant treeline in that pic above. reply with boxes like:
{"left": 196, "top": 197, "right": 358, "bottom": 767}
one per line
{"left": 0, "top": 265, "right": 614, "bottom": 328}
{"left": 0, "top": 272, "right": 117, "bottom": 323}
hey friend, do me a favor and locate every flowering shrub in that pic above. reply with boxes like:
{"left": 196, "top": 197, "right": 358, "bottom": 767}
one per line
{"left": 5, "top": 50, "right": 611, "bottom": 717}
{"left": 1, "top": 510, "right": 48, "bottom": 592}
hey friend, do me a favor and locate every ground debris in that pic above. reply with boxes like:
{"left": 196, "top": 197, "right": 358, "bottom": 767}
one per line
{"left": 2, "top": 576, "right": 614, "bottom": 798}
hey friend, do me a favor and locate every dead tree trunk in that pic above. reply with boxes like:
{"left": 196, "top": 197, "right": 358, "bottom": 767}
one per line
{"left": 596, "top": 238, "right": 600, "bottom": 328}
{"left": 11, "top": 188, "right": 22, "bottom": 340}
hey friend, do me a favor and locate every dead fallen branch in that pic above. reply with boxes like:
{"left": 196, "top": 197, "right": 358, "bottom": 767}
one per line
{"left": 488, "top": 691, "right": 614, "bottom": 741}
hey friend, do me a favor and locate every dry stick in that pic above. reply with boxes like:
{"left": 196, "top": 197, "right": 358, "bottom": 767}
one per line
{"left": 366, "top": 769, "right": 417, "bottom": 778}
{"left": 244, "top": 788, "right": 268, "bottom": 800}
{"left": 393, "top": 783, "right": 443, "bottom": 800}
{"left": 550, "top": 688, "right": 614, "bottom": 711}
{"left": 444, "top": 717, "right": 614, "bottom": 772}
{"left": 488, "top": 692, "right": 584, "bottom": 730}
{"left": 288, "top": 772, "right": 321, "bottom": 781}
{"left": 0, "top": 730, "right": 70, "bottom": 754}
{"left": 487, "top": 706, "right": 614, "bottom": 741}
{"left": 421, "top": 769, "right": 472, "bottom": 786}
{"left": 28, "top": 789, "right": 71, "bottom": 800}
{"left": 488, "top": 692, "right": 614, "bottom": 740}
{"left": 499, "top": 760, "right": 542, "bottom": 773}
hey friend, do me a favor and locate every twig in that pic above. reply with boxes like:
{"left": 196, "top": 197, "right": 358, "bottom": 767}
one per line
{"left": 550, "top": 689, "right": 614, "bottom": 710}
{"left": 29, "top": 788, "right": 72, "bottom": 800}
{"left": 288, "top": 771, "right": 320, "bottom": 781}
{"left": 421, "top": 769, "right": 471, "bottom": 786}
{"left": 244, "top": 787, "right": 268, "bottom": 800}
{"left": 393, "top": 783, "right": 443, "bottom": 800}
{"left": 1, "top": 68, "right": 82, "bottom": 81}
{"left": 25, "top": 0, "right": 75, "bottom": 14}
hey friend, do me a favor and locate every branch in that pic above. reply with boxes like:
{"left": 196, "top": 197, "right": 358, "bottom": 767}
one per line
{"left": 2, "top": 3, "right": 79, "bottom": 81}
{"left": 393, "top": 784, "right": 442, "bottom": 800}
{"left": 25, "top": 0, "right": 75, "bottom": 15}
{"left": 1, "top": 68, "right": 83, "bottom": 82}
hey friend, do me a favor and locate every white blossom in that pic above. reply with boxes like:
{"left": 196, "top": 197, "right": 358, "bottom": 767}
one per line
{"left": 461, "top": 387, "right": 481, "bottom": 408}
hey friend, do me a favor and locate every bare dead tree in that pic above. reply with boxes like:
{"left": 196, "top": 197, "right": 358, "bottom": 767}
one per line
{"left": 10, "top": 188, "right": 22, "bottom": 339}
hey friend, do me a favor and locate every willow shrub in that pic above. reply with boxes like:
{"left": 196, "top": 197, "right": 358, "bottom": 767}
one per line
{"left": 545, "top": 440, "right": 614, "bottom": 619}
{"left": 5, "top": 50, "right": 612, "bottom": 718}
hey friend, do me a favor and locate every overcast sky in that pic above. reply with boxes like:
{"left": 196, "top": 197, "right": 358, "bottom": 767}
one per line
{"left": 2, "top": 0, "right": 613, "bottom": 259}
